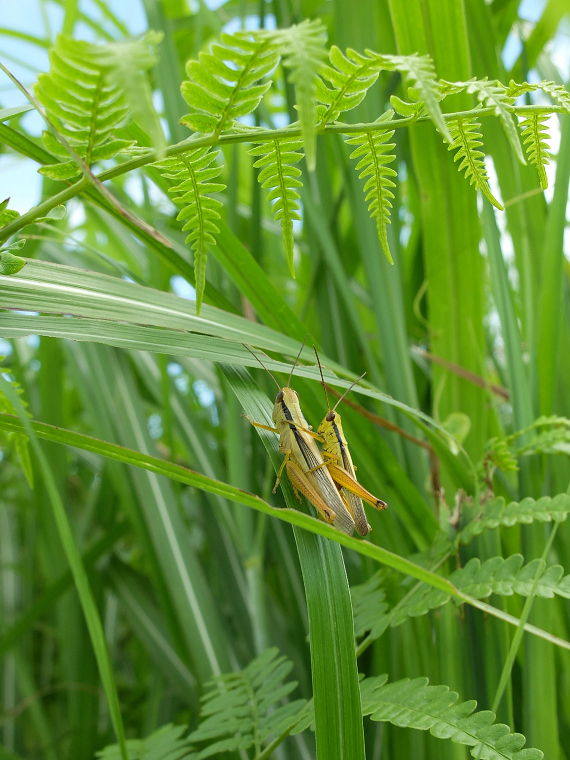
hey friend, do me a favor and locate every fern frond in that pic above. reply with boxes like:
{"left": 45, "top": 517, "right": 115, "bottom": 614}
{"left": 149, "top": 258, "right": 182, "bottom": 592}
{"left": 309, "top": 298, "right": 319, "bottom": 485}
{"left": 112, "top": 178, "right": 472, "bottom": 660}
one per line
{"left": 316, "top": 46, "right": 379, "bottom": 126}
{"left": 99, "top": 31, "right": 165, "bottom": 153}
{"left": 188, "top": 647, "right": 306, "bottom": 759}
{"left": 459, "top": 78, "right": 525, "bottom": 164}
{"left": 153, "top": 148, "right": 225, "bottom": 314}
{"left": 34, "top": 36, "right": 135, "bottom": 180}
{"left": 390, "top": 552, "right": 570, "bottom": 628}
{"left": 536, "top": 81, "right": 570, "bottom": 113}
{"left": 378, "top": 53, "right": 452, "bottom": 142}
{"left": 180, "top": 32, "right": 279, "bottom": 136}
{"left": 458, "top": 493, "right": 570, "bottom": 546}
{"left": 518, "top": 112, "right": 551, "bottom": 189}
{"left": 361, "top": 675, "right": 543, "bottom": 759}
{"left": 0, "top": 371, "right": 33, "bottom": 486}
{"left": 507, "top": 79, "right": 570, "bottom": 114}
{"left": 351, "top": 572, "right": 390, "bottom": 640}
{"left": 249, "top": 137, "right": 304, "bottom": 277}
{"left": 96, "top": 723, "right": 196, "bottom": 760}
{"left": 447, "top": 118, "right": 503, "bottom": 209}
{"left": 269, "top": 19, "right": 328, "bottom": 171}
{"left": 345, "top": 111, "right": 397, "bottom": 263}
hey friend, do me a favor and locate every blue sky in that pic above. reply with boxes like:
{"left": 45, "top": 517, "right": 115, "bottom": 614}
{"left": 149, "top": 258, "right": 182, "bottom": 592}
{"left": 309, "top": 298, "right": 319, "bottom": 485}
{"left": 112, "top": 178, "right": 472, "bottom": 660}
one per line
{"left": 1, "top": 0, "right": 568, "bottom": 216}
{"left": 0, "top": 0, "right": 147, "bottom": 213}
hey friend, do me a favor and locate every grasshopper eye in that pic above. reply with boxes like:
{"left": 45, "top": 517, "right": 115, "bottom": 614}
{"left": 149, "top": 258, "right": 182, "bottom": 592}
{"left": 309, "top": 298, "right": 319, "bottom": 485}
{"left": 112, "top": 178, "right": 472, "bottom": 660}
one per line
{"left": 293, "top": 390, "right": 299, "bottom": 397}
{"left": 276, "top": 390, "right": 284, "bottom": 402}
{"left": 326, "top": 411, "right": 335, "bottom": 422}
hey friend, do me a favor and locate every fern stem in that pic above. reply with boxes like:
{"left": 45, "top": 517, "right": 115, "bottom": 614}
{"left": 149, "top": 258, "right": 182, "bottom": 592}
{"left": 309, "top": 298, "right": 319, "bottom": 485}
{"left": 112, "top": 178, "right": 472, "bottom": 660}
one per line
{"left": 85, "top": 71, "right": 105, "bottom": 167}
{"left": 367, "top": 132, "right": 393, "bottom": 261}
{"left": 454, "top": 119, "right": 502, "bottom": 210}
{"left": 180, "top": 154, "right": 208, "bottom": 309}
{"left": 273, "top": 139, "right": 296, "bottom": 277}
{"left": 254, "top": 717, "right": 304, "bottom": 760}
{"left": 0, "top": 103, "right": 564, "bottom": 243}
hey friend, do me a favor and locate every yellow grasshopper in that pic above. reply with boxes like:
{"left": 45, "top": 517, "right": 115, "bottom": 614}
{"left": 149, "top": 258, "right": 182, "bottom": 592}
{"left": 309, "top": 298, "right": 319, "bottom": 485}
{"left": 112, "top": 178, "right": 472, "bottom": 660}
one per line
{"left": 313, "top": 347, "right": 387, "bottom": 536}
{"left": 242, "top": 342, "right": 356, "bottom": 536}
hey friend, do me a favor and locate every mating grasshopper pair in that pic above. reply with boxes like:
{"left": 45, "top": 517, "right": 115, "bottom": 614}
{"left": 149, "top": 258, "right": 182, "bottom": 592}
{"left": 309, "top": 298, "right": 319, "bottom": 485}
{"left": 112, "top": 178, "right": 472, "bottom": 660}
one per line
{"left": 244, "top": 342, "right": 387, "bottom": 537}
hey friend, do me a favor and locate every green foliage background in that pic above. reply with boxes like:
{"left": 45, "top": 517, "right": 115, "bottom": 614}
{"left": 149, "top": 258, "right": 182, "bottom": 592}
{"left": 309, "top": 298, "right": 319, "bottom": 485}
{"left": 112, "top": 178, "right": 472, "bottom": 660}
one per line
{"left": 1, "top": 1, "right": 570, "bottom": 759}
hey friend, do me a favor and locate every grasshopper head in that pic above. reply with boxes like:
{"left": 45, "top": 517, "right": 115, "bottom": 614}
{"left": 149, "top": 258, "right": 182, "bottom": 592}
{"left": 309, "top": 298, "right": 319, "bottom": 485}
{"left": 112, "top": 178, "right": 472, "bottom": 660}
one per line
{"left": 317, "top": 408, "right": 341, "bottom": 439}
{"left": 272, "top": 386, "right": 302, "bottom": 426}
{"left": 279, "top": 386, "right": 301, "bottom": 407}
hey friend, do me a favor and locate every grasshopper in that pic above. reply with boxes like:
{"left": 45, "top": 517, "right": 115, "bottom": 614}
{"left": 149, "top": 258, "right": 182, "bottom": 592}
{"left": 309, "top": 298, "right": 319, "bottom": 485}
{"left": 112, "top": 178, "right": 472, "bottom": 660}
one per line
{"left": 242, "top": 342, "right": 356, "bottom": 536}
{"left": 313, "top": 347, "right": 387, "bottom": 536}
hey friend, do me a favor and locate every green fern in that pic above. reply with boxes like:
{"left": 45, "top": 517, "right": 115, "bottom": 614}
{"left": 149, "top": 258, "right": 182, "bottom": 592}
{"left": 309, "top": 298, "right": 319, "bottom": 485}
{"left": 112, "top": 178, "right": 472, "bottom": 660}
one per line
{"left": 483, "top": 436, "right": 520, "bottom": 474}
{"left": 536, "top": 81, "right": 570, "bottom": 113}
{"left": 361, "top": 675, "right": 543, "bottom": 759}
{"left": 96, "top": 723, "right": 196, "bottom": 760}
{"left": 345, "top": 111, "right": 397, "bottom": 263}
{"left": 0, "top": 370, "right": 33, "bottom": 486}
{"left": 519, "top": 112, "right": 550, "bottom": 189}
{"left": 458, "top": 493, "right": 570, "bottom": 546}
{"left": 97, "top": 649, "right": 307, "bottom": 760}
{"left": 459, "top": 78, "right": 525, "bottom": 164}
{"left": 507, "top": 79, "right": 570, "bottom": 114}
{"left": 98, "top": 31, "right": 165, "bottom": 153}
{"left": 447, "top": 118, "right": 503, "bottom": 209}
{"left": 389, "top": 552, "right": 570, "bottom": 629}
{"left": 268, "top": 19, "right": 328, "bottom": 171}
{"left": 249, "top": 137, "right": 304, "bottom": 277}
{"left": 187, "top": 647, "right": 306, "bottom": 759}
{"left": 379, "top": 53, "right": 452, "bottom": 142}
{"left": 153, "top": 148, "right": 225, "bottom": 314}
{"left": 316, "top": 46, "right": 379, "bottom": 127}
{"left": 34, "top": 35, "right": 135, "bottom": 180}
{"left": 351, "top": 572, "right": 390, "bottom": 640}
{"left": 180, "top": 32, "right": 279, "bottom": 137}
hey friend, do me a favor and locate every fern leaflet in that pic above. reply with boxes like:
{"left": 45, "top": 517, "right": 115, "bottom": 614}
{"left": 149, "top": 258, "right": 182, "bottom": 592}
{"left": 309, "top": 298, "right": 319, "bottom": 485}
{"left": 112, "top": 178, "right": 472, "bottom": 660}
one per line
{"left": 98, "top": 649, "right": 307, "bottom": 759}
{"left": 34, "top": 35, "right": 135, "bottom": 180}
{"left": 536, "top": 81, "right": 570, "bottom": 113}
{"left": 361, "top": 675, "right": 543, "bottom": 759}
{"left": 0, "top": 370, "right": 33, "bottom": 487}
{"left": 519, "top": 112, "right": 551, "bottom": 189}
{"left": 459, "top": 492, "right": 570, "bottom": 546}
{"left": 153, "top": 148, "right": 225, "bottom": 314}
{"left": 316, "top": 46, "right": 379, "bottom": 127}
{"left": 352, "top": 572, "right": 391, "bottom": 640}
{"left": 388, "top": 552, "right": 570, "bottom": 627}
{"left": 96, "top": 723, "right": 196, "bottom": 760}
{"left": 249, "top": 137, "right": 304, "bottom": 277}
{"left": 345, "top": 111, "right": 397, "bottom": 263}
{"left": 379, "top": 52, "right": 452, "bottom": 142}
{"left": 458, "top": 78, "right": 525, "bottom": 164}
{"left": 507, "top": 79, "right": 570, "bottom": 114}
{"left": 187, "top": 647, "right": 306, "bottom": 759}
{"left": 447, "top": 118, "right": 503, "bottom": 209}
{"left": 268, "top": 19, "right": 328, "bottom": 171}
{"left": 180, "top": 32, "right": 278, "bottom": 137}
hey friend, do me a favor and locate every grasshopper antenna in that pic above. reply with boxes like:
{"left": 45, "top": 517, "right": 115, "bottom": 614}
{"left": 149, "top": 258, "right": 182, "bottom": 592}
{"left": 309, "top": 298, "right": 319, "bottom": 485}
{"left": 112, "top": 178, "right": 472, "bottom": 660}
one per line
{"left": 312, "top": 345, "right": 331, "bottom": 411}
{"left": 332, "top": 372, "right": 367, "bottom": 411}
{"left": 287, "top": 334, "right": 308, "bottom": 388}
{"left": 243, "top": 344, "right": 280, "bottom": 390}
